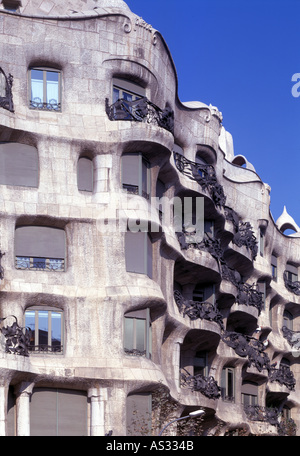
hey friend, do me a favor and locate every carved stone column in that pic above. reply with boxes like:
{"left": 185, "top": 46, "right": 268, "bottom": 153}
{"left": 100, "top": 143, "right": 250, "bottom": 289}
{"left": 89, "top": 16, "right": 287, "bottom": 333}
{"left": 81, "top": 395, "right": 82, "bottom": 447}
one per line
{"left": 0, "top": 384, "right": 6, "bottom": 436}
{"left": 15, "top": 382, "right": 34, "bottom": 436}
{"left": 88, "top": 386, "right": 108, "bottom": 436}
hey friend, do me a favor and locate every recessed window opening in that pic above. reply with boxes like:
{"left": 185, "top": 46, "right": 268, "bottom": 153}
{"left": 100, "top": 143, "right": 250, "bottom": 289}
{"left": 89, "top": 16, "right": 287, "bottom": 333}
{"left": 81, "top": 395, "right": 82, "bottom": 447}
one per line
{"left": 286, "top": 263, "right": 298, "bottom": 283}
{"left": 29, "top": 67, "right": 61, "bottom": 111}
{"left": 193, "top": 351, "right": 208, "bottom": 377}
{"left": 121, "top": 152, "right": 150, "bottom": 199}
{"left": 283, "top": 310, "right": 293, "bottom": 331}
{"left": 2, "top": 0, "right": 21, "bottom": 11}
{"left": 25, "top": 307, "right": 63, "bottom": 353}
{"left": 113, "top": 78, "right": 145, "bottom": 120}
{"left": 15, "top": 226, "right": 66, "bottom": 271}
{"left": 241, "top": 381, "right": 258, "bottom": 406}
{"left": 124, "top": 308, "right": 152, "bottom": 358}
{"left": 221, "top": 366, "right": 235, "bottom": 402}
{"left": 77, "top": 156, "right": 93, "bottom": 192}
{"left": 125, "top": 230, "right": 152, "bottom": 278}
{"left": 0, "top": 142, "right": 38, "bottom": 187}
{"left": 271, "top": 254, "right": 277, "bottom": 281}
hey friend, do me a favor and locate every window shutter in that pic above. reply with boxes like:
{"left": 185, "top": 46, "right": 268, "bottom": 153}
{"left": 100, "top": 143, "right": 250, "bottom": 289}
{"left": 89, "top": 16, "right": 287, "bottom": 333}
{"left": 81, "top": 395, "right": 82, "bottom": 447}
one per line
{"left": 77, "top": 157, "right": 93, "bottom": 192}
{"left": 30, "top": 388, "right": 87, "bottom": 436}
{"left": 15, "top": 226, "right": 65, "bottom": 259}
{"left": 125, "top": 231, "right": 146, "bottom": 274}
{"left": 30, "top": 388, "right": 57, "bottom": 436}
{"left": 0, "top": 143, "right": 38, "bottom": 187}
{"left": 147, "top": 233, "right": 152, "bottom": 279}
{"left": 122, "top": 153, "right": 140, "bottom": 189}
{"left": 126, "top": 394, "right": 152, "bottom": 436}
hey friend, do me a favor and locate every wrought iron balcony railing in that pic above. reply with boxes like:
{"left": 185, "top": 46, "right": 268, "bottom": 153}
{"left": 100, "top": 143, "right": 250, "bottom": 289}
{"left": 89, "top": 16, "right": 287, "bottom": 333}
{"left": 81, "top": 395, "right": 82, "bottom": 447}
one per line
{"left": 15, "top": 256, "right": 65, "bottom": 272}
{"left": 236, "top": 282, "right": 264, "bottom": 314}
{"left": 28, "top": 344, "right": 63, "bottom": 354}
{"left": 174, "top": 290, "right": 224, "bottom": 330}
{"left": 30, "top": 98, "right": 61, "bottom": 111}
{"left": 269, "top": 364, "right": 296, "bottom": 391}
{"left": 181, "top": 368, "right": 221, "bottom": 399}
{"left": 173, "top": 152, "right": 226, "bottom": 208}
{"left": 283, "top": 270, "right": 300, "bottom": 295}
{"left": 0, "top": 250, "right": 5, "bottom": 280}
{"left": 221, "top": 331, "right": 270, "bottom": 372}
{"left": 282, "top": 325, "right": 300, "bottom": 350}
{"left": 0, "top": 67, "right": 14, "bottom": 113}
{"left": 0, "top": 316, "right": 31, "bottom": 357}
{"left": 244, "top": 405, "right": 279, "bottom": 427}
{"left": 225, "top": 207, "right": 258, "bottom": 260}
{"left": 105, "top": 96, "right": 174, "bottom": 134}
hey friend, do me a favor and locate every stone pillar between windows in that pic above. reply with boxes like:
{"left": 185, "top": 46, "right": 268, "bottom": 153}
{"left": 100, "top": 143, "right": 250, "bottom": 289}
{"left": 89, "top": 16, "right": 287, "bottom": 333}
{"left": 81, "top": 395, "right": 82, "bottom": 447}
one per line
{"left": 88, "top": 387, "right": 108, "bottom": 436}
{"left": 15, "top": 381, "right": 34, "bottom": 436}
{"left": 174, "top": 340, "right": 183, "bottom": 389}
{"left": 0, "top": 384, "right": 6, "bottom": 436}
{"left": 93, "top": 154, "right": 112, "bottom": 194}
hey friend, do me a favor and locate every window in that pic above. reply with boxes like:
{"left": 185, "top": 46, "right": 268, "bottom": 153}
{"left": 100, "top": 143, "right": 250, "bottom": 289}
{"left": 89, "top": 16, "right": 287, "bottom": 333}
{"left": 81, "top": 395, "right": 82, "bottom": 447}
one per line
{"left": 121, "top": 152, "right": 150, "bottom": 199}
{"left": 271, "top": 254, "right": 277, "bottom": 281}
{"left": 283, "top": 310, "right": 293, "bottom": 331}
{"left": 77, "top": 156, "right": 93, "bottom": 192}
{"left": 221, "top": 367, "right": 235, "bottom": 402}
{"left": 126, "top": 393, "right": 152, "bottom": 436}
{"left": 257, "top": 281, "right": 266, "bottom": 310}
{"left": 193, "top": 351, "right": 208, "bottom": 377}
{"left": 1, "top": 0, "right": 21, "bottom": 11}
{"left": 15, "top": 226, "right": 65, "bottom": 271}
{"left": 25, "top": 307, "right": 63, "bottom": 353}
{"left": 124, "top": 309, "right": 152, "bottom": 358}
{"left": 0, "top": 142, "right": 38, "bottom": 187}
{"left": 7, "top": 386, "right": 16, "bottom": 436}
{"left": 113, "top": 78, "right": 145, "bottom": 120}
{"left": 259, "top": 229, "right": 264, "bottom": 256}
{"left": 30, "top": 388, "right": 87, "bottom": 436}
{"left": 286, "top": 264, "right": 298, "bottom": 283}
{"left": 125, "top": 231, "right": 152, "bottom": 278}
{"left": 241, "top": 382, "right": 258, "bottom": 406}
{"left": 29, "top": 67, "right": 61, "bottom": 111}
{"left": 193, "top": 284, "right": 215, "bottom": 304}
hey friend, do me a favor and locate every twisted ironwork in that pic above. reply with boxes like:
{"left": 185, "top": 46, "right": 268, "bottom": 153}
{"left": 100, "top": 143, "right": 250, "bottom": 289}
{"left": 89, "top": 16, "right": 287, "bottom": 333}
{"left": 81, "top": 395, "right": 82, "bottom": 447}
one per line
{"left": 0, "top": 251, "right": 5, "bottom": 280}
{"left": 15, "top": 256, "right": 64, "bottom": 271}
{"left": 225, "top": 207, "right": 258, "bottom": 260}
{"left": 269, "top": 364, "right": 296, "bottom": 391}
{"left": 282, "top": 325, "right": 300, "bottom": 350}
{"left": 0, "top": 68, "right": 14, "bottom": 112}
{"left": 283, "top": 271, "right": 300, "bottom": 295}
{"left": 173, "top": 152, "right": 226, "bottom": 208}
{"left": 174, "top": 290, "right": 224, "bottom": 330}
{"left": 181, "top": 368, "right": 221, "bottom": 399}
{"left": 30, "top": 98, "right": 61, "bottom": 111}
{"left": 220, "top": 331, "right": 270, "bottom": 372}
{"left": 105, "top": 96, "right": 174, "bottom": 134}
{"left": 0, "top": 316, "right": 31, "bottom": 357}
{"left": 244, "top": 405, "right": 279, "bottom": 426}
{"left": 236, "top": 282, "right": 264, "bottom": 314}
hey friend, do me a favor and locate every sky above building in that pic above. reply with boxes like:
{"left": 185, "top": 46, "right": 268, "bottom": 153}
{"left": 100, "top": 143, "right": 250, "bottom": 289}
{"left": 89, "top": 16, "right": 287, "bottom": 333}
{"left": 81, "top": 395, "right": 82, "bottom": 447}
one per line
{"left": 126, "top": 0, "right": 300, "bottom": 229}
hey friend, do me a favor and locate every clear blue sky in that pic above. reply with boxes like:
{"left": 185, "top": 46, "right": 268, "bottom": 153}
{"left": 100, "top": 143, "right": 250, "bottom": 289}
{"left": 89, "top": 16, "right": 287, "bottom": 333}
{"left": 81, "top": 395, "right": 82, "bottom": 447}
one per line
{"left": 126, "top": 0, "right": 300, "bottom": 228}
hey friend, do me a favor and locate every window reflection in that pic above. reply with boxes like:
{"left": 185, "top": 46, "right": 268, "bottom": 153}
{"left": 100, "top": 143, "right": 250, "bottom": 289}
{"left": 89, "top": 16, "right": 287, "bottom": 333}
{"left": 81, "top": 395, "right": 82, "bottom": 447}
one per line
{"left": 25, "top": 308, "right": 63, "bottom": 353}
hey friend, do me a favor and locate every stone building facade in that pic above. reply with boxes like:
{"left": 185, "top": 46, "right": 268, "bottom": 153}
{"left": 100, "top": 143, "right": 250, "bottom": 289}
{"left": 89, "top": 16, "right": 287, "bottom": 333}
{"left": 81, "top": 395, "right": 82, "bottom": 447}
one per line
{"left": 0, "top": 0, "right": 299, "bottom": 436}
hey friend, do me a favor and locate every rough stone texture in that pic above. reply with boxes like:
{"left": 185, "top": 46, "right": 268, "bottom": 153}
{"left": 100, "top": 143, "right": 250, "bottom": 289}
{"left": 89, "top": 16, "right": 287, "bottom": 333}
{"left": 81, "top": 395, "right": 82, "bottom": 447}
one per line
{"left": 0, "top": 0, "right": 299, "bottom": 437}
